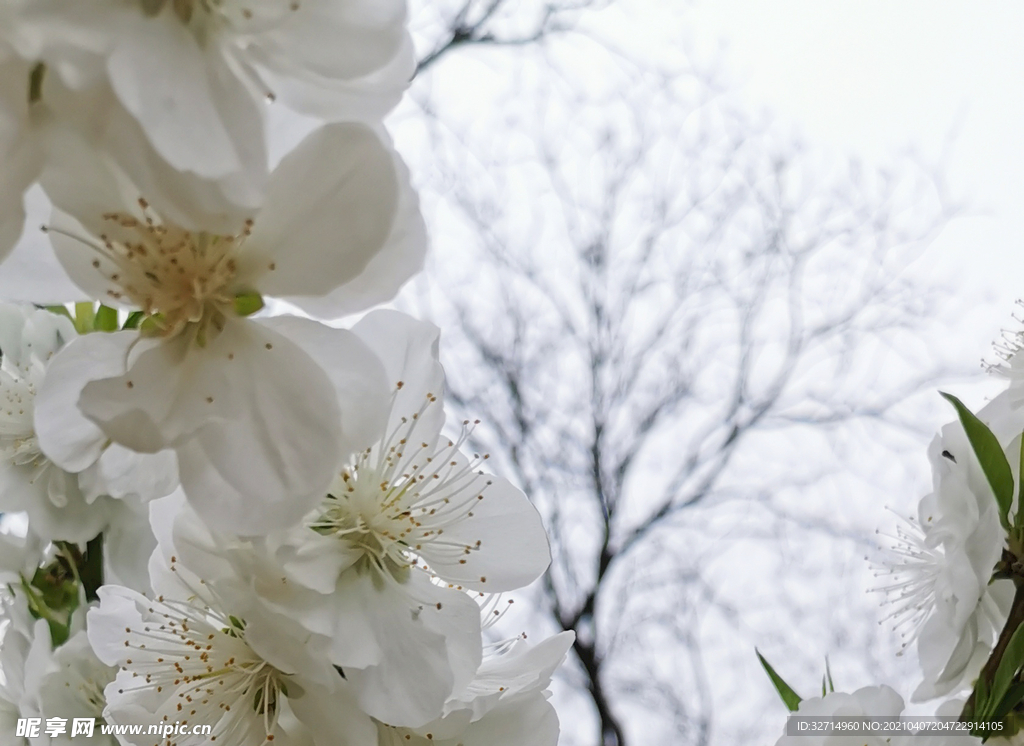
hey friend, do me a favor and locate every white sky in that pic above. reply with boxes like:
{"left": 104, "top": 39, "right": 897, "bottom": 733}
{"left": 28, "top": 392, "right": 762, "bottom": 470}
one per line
{"left": 676, "top": 0, "right": 1024, "bottom": 373}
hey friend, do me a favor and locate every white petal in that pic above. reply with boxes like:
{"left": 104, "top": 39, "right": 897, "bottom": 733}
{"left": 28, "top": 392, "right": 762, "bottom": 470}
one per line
{"left": 449, "top": 632, "right": 574, "bottom": 721}
{"left": 257, "top": 316, "right": 388, "bottom": 460}
{"left": 106, "top": 18, "right": 242, "bottom": 179}
{"left": 457, "top": 694, "right": 561, "bottom": 746}
{"left": 253, "top": 0, "right": 407, "bottom": 80}
{"left": 350, "top": 308, "right": 446, "bottom": 452}
{"left": 43, "top": 80, "right": 264, "bottom": 228}
{"left": 425, "top": 468, "right": 551, "bottom": 593}
{"left": 238, "top": 123, "right": 399, "bottom": 299}
{"left": 167, "top": 321, "right": 344, "bottom": 535}
{"left": 250, "top": 33, "right": 414, "bottom": 122}
{"left": 35, "top": 331, "right": 139, "bottom": 473}
{"left": 270, "top": 526, "right": 361, "bottom": 595}
{"left": 338, "top": 570, "right": 482, "bottom": 727}
{"left": 289, "top": 680, "right": 378, "bottom": 746}
{"left": 78, "top": 444, "right": 179, "bottom": 502}
{"left": 288, "top": 151, "right": 426, "bottom": 318}
{"left": 0, "top": 185, "right": 86, "bottom": 304}
{"left": 87, "top": 585, "right": 147, "bottom": 666}
{"left": 0, "top": 304, "right": 74, "bottom": 371}
{"left": 102, "top": 496, "right": 158, "bottom": 594}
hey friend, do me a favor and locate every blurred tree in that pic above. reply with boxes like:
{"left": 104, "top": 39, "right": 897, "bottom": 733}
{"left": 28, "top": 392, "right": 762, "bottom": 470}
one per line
{"left": 412, "top": 0, "right": 613, "bottom": 72}
{"left": 400, "top": 8, "right": 962, "bottom": 746}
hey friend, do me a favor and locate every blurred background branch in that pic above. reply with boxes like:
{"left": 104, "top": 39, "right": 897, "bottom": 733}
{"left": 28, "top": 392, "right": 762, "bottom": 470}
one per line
{"left": 399, "top": 4, "right": 970, "bottom": 744}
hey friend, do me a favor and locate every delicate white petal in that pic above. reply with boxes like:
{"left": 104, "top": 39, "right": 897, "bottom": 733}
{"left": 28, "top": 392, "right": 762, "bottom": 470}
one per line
{"left": 424, "top": 468, "right": 551, "bottom": 593}
{"left": 35, "top": 331, "right": 139, "bottom": 472}
{"left": 288, "top": 682, "right": 378, "bottom": 746}
{"left": 78, "top": 329, "right": 239, "bottom": 453}
{"left": 0, "top": 303, "right": 73, "bottom": 370}
{"left": 270, "top": 525, "right": 362, "bottom": 595}
{"left": 43, "top": 79, "right": 263, "bottom": 226}
{"left": 333, "top": 570, "right": 483, "bottom": 727}
{"left": 102, "top": 496, "right": 158, "bottom": 593}
{"left": 0, "top": 187, "right": 86, "bottom": 304}
{"left": 106, "top": 18, "right": 242, "bottom": 179}
{"left": 168, "top": 321, "right": 344, "bottom": 534}
{"left": 238, "top": 122, "right": 399, "bottom": 299}
{"left": 290, "top": 151, "right": 427, "bottom": 318}
{"left": 449, "top": 632, "right": 575, "bottom": 721}
{"left": 250, "top": 33, "right": 414, "bottom": 122}
{"left": 257, "top": 316, "right": 388, "bottom": 461}
{"left": 253, "top": 0, "right": 406, "bottom": 79}
{"left": 78, "top": 443, "right": 179, "bottom": 502}
{"left": 351, "top": 309, "right": 445, "bottom": 446}
{"left": 457, "top": 694, "right": 561, "bottom": 746}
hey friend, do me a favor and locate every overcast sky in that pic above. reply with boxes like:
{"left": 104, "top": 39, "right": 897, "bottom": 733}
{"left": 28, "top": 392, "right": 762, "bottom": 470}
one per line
{"left": 678, "top": 0, "right": 1024, "bottom": 382}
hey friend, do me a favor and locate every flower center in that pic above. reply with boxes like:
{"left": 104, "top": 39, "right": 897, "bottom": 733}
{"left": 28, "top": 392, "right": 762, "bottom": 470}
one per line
{"left": 873, "top": 516, "right": 944, "bottom": 652}
{"left": 308, "top": 389, "right": 491, "bottom": 582}
{"left": 51, "top": 200, "right": 262, "bottom": 344}
{"left": 118, "top": 590, "right": 292, "bottom": 743}
{"left": 139, "top": 0, "right": 301, "bottom": 42}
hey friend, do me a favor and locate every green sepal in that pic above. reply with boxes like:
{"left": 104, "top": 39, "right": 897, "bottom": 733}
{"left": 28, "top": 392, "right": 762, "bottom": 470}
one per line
{"left": 94, "top": 305, "right": 119, "bottom": 332}
{"left": 756, "top": 649, "right": 802, "bottom": 712}
{"left": 123, "top": 311, "right": 145, "bottom": 330}
{"left": 941, "top": 392, "right": 1014, "bottom": 530}
{"left": 73, "top": 303, "right": 95, "bottom": 335}
{"left": 20, "top": 569, "right": 79, "bottom": 647}
{"left": 233, "top": 291, "right": 264, "bottom": 317}
{"left": 45, "top": 305, "right": 73, "bottom": 321}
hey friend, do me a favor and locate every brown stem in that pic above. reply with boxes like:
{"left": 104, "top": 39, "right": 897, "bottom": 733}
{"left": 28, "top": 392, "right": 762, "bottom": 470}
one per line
{"left": 962, "top": 582, "right": 1024, "bottom": 720}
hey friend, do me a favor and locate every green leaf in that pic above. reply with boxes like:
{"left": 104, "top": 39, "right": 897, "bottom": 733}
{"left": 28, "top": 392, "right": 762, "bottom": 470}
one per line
{"left": 94, "top": 305, "right": 119, "bottom": 332}
{"left": 756, "top": 649, "right": 802, "bottom": 712}
{"left": 941, "top": 392, "right": 1014, "bottom": 529}
{"left": 990, "top": 679, "right": 1024, "bottom": 723}
{"left": 825, "top": 656, "right": 834, "bottom": 693}
{"left": 974, "top": 676, "right": 990, "bottom": 723}
{"left": 985, "top": 623, "right": 1024, "bottom": 720}
{"left": 1017, "top": 434, "right": 1024, "bottom": 528}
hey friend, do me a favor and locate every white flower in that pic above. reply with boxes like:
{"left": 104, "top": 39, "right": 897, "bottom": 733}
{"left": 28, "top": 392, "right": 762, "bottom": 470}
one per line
{"left": 25, "top": 0, "right": 412, "bottom": 201}
{"left": 155, "top": 488, "right": 483, "bottom": 730}
{"left": 259, "top": 310, "right": 551, "bottom": 725}
{"left": 376, "top": 694, "right": 561, "bottom": 746}
{"left": 87, "top": 549, "right": 376, "bottom": 746}
{"left": 0, "top": 612, "right": 54, "bottom": 745}
{"left": 877, "top": 402, "right": 1019, "bottom": 701}
{"left": 35, "top": 627, "right": 118, "bottom": 746}
{"left": 774, "top": 685, "right": 905, "bottom": 746}
{"left": 440, "top": 631, "right": 574, "bottom": 726}
{"left": 379, "top": 631, "right": 574, "bottom": 746}
{"left": 33, "top": 122, "right": 423, "bottom": 534}
{"left": 0, "top": 304, "right": 174, "bottom": 544}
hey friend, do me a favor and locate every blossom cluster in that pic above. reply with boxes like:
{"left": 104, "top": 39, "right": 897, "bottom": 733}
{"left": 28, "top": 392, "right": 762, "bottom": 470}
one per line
{"left": 0, "top": 3, "right": 570, "bottom": 746}
{"left": 764, "top": 337, "right": 1024, "bottom": 744}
